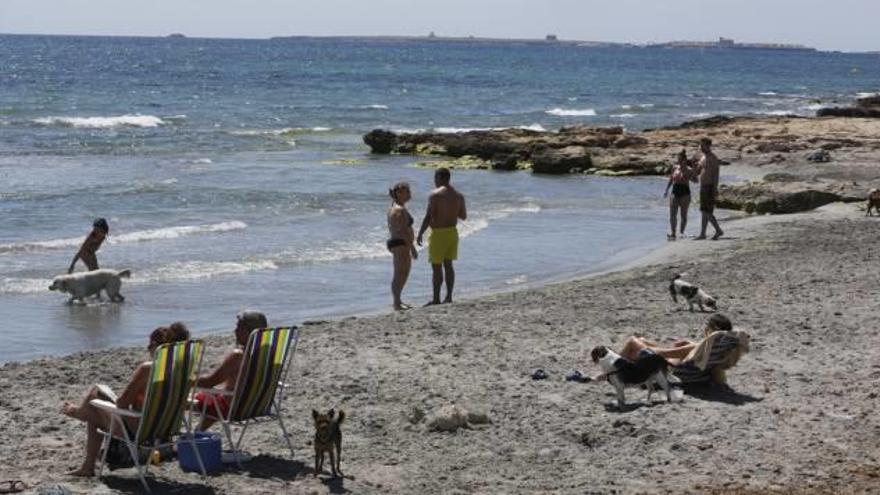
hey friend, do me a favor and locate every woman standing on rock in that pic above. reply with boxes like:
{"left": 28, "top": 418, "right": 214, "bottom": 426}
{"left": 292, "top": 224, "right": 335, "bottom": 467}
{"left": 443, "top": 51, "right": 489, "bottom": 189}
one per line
{"left": 387, "top": 182, "right": 418, "bottom": 310}
{"left": 664, "top": 149, "right": 695, "bottom": 240}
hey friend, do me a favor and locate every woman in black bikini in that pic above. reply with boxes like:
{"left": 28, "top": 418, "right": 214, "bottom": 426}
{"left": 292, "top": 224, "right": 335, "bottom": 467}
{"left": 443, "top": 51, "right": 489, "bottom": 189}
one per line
{"left": 387, "top": 182, "right": 418, "bottom": 310}
{"left": 664, "top": 149, "right": 695, "bottom": 240}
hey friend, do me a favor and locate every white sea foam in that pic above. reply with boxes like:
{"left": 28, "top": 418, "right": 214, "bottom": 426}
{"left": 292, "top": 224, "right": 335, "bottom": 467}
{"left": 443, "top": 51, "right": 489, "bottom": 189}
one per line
{"left": 856, "top": 92, "right": 879, "bottom": 99}
{"left": 229, "top": 127, "right": 331, "bottom": 137}
{"left": 621, "top": 105, "right": 632, "bottom": 110}
{"left": 545, "top": 108, "right": 597, "bottom": 117}
{"left": 33, "top": 114, "right": 165, "bottom": 128}
{"left": 362, "top": 104, "right": 389, "bottom": 110}
{"left": 136, "top": 260, "right": 278, "bottom": 283}
{"left": 802, "top": 103, "right": 825, "bottom": 111}
{"left": 754, "top": 110, "right": 794, "bottom": 116}
{"left": 0, "top": 221, "right": 247, "bottom": 254}
{"left": 182, "top": 158, "right": 213, "bottom": 165}
{"left": 759, "top": 91, "right": 778, "bottom": 96}
{"left": 111, "top": 221, "right": 247, "bottom": 244}
{"left": 0, "top": 277, "right": 50, "bottom": 294}
{"left": 610, "top": 113, "right": 636, "bottom": 119}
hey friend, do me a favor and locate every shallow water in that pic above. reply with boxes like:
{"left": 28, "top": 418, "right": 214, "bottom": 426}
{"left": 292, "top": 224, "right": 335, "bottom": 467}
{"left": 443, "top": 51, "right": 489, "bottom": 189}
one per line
{"left": 1, "top": 35, "right": 876, "bottom": 362}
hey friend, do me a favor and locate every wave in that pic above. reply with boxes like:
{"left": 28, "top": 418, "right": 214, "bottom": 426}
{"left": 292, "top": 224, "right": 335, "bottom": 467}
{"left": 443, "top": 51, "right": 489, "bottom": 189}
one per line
{"left": 856, "top": 92, "right": 878, "bottom": 99}
{"left": 227, "top": 127, "right": 332, "bottom": 138}
{"left": 753, "top": 110, "right": 796, "bottom": 116}
{"left": 0, "top": 277, "right": 49, "bottom": 294}
{"left": 0, "top": 221, "right": 247, "bottom": 254}
{"left": 758, "top": 91, "right": 778, "bottom": 96}
{"left": 136, "top": 260, "right": 278, "bottom": 283}
{"left": 610, "top": 113, "right": 636, "bottom": 119}
{"left": 0, "top": 258, "right": 277, "bottom": 294}
{"left": 181, "top": 158, "right": 213, "bottom": 165}
{"left": 361, "top": 104, "right": 389, "bottom": 110}
{"left": 545, "top": 108, "right": 597, "bottom": 117}
{"left": 32, "top": 114, "right": 166, "bottom": 129}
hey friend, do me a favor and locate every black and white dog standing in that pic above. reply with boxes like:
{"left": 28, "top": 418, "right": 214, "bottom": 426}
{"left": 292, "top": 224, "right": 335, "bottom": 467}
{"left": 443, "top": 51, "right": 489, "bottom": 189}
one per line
{"left": 669, "top": 274, "right": 717, "bottom": 312}
{"left": 590, "top": 346, "right": 673, "bottom": 409}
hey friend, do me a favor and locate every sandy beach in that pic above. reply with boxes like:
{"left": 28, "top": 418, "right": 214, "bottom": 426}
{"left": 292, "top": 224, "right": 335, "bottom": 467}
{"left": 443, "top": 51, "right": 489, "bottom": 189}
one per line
{"left": 2, "top": 194, "right": 879, "bottom": 494}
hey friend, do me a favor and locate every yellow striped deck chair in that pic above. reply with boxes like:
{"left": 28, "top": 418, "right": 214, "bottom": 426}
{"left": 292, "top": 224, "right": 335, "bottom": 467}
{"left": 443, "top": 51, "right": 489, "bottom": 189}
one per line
{"left": 90, "top": 339, "right": 206, "bottom": 493}
{"left": 194, "top": 326, "right": 299, "bottom": 467}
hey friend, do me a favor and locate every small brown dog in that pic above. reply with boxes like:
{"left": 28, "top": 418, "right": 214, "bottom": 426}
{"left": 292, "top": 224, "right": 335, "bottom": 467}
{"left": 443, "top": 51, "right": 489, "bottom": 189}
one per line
{"left": 312, "top": 408, "right": 345, "bottom": 477}
{"left": 867, "top": 188, "right": 880, "bottom": 216}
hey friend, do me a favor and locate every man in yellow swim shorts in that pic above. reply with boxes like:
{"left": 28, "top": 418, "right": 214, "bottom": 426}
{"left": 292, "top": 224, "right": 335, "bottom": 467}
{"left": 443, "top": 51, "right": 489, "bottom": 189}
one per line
{"left": 417, "top": 168, "right": 467, "bottom": 305}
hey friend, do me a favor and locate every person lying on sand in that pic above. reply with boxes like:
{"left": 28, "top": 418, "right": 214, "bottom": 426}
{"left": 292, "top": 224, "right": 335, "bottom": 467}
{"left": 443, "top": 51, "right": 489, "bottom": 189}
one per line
{"left": 68, "top": 218, "right": 109, "bottom": 273}
{"left": 616, "top": 314, "right": 749, "bottom": 384}
{"left": 193, "top": 310, "right": 267, "bottom": 430}
{"left": 60, "top": 322, "right": 190, "bottom": 477}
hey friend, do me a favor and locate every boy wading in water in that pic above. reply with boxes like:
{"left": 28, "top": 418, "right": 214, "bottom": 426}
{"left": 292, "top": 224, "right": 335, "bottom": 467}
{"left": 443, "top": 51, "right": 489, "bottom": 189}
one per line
{"left": 694, "top": 138, "right": 724, "bottom": 240}
{"left": 417, "top": 168, "right": 467, "bottom": 305}
{"left": 69, "top": 218, "right": 109, "bottom": 273}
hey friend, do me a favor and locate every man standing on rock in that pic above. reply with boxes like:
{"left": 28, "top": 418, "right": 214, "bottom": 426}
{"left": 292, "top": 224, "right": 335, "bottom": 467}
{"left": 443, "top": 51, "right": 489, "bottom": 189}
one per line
{"left": 417, "top": 168, "right": 467, "bottom": 305}
{"left": 695, "top": 137, "right": 724, "bottom": 240}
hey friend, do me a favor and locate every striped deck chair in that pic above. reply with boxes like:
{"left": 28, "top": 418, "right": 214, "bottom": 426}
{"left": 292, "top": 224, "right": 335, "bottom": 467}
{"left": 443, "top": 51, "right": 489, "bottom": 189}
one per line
{"left": 90, "top": 339, "right": 206, "bottom": 493}
{"left": 672, "top": 332, "right": 744, "bottom": 384}
{"left": 194, "top": 326, "right": 299, "bottom": 467}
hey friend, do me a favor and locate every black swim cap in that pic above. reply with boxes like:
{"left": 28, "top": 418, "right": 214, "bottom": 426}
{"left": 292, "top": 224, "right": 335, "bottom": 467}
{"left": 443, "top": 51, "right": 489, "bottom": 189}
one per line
{"left": 93, "top": 218, "right": 109, "bottom": 231}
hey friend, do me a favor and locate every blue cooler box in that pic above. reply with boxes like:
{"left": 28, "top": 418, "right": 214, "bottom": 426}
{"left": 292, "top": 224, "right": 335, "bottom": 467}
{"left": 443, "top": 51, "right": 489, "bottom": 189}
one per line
{"left": 177, "top": 432, "right": 222, "bottom": 473}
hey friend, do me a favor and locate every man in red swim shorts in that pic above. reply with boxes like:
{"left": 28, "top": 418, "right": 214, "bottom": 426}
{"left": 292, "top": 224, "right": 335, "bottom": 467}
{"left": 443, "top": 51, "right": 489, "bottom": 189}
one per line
{"left": 194, "top": 310, "right": 268, "bottom": 430}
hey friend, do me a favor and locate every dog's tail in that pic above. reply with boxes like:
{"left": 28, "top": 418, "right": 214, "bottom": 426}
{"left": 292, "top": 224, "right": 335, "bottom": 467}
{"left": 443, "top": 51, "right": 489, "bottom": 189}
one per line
{"left": 117, "top": 269, "right": 132, "bottom": 278}
{"left": 335, "top": 410, "right": 345, "bottom": 425}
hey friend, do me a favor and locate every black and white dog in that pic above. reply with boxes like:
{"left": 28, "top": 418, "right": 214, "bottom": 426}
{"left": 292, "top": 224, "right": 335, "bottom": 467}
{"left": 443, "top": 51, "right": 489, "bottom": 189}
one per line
{"left": 669, "top": 274, "right": 717, "bottom": 312}
{"left": 590, "top": 346, "right": 673, "bottom": 409}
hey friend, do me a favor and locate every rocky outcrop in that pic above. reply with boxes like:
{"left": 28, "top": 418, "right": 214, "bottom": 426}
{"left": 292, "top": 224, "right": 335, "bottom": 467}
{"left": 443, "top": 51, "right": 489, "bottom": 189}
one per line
{"left": 531, "top": 146, "right": 591, "bottom": 174}
{"left": 718, "top": 181, "right": 863, "bottom": 214}
{"left": 363, "top": 126, "right": 658, "bottom": 175}
{"left": 816, "top": 94, "right": 880, "bottom": 118}
{"left": 362, "top": 115, "right": 880, "bottom": 214}
{"left": 816, "top": 107, "right": 880, "bottom": 118}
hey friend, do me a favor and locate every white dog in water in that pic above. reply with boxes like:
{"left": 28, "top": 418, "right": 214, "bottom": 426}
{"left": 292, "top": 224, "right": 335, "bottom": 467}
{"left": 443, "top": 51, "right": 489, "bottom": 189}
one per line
{"left": 49, "top": 269, "right": 131, "bottom": 304}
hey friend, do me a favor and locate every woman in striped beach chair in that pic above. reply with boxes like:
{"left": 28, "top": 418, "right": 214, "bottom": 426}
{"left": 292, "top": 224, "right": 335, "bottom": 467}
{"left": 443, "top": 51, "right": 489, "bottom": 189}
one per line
{"left": 61, "top": 323, "right": 195, "bottom": 478}
{"left": 619, "top": 314, "right": 750, "bottom": 385}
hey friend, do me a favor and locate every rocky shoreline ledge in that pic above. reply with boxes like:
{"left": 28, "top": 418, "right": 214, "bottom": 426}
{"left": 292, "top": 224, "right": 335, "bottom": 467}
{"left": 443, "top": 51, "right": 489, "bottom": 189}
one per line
{"left": 364, "top": 106, "right": 880, "bottom": 214}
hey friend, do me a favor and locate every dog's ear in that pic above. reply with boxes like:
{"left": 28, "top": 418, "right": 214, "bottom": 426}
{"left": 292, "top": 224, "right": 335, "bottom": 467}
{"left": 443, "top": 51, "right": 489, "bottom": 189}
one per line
{"left": 327, "top": 408, "right": 335, "bottom": 419}
{"left": 312, "top": 409, "right": 319, "bottom": 421}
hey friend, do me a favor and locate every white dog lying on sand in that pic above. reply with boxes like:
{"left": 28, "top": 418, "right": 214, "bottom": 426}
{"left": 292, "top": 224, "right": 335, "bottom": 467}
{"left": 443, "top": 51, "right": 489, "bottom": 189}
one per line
{"left": 49, "top": 269, "right": 131, "bottom": 304}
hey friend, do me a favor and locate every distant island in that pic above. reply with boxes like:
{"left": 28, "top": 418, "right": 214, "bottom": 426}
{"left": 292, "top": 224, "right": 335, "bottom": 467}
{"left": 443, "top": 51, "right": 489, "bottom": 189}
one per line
{"left": 647, "top": 37, "right": 815, "bottom": 52}
{"left": 270, "top": 34, "right": 816, "bottom": 52}
{"left": 167, "top": 33, "right": 186, "bottom": 39}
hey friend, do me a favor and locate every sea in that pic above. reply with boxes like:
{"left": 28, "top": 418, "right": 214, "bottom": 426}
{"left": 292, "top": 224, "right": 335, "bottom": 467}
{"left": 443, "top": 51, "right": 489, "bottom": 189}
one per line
{"left": 1, "top": 34, "right": 878, "bottom": 362}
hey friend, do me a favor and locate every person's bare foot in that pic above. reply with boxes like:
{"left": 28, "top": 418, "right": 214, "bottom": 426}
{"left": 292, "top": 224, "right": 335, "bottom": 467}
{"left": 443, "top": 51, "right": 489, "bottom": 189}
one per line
{"left": 712, "top": 230, "right": 724, "bottom": 240}
{"left": 62, "top": 402, "right": 79, "bottom": 419}
{"left": 66, "top": 466, "right": 94, "bottom": 477}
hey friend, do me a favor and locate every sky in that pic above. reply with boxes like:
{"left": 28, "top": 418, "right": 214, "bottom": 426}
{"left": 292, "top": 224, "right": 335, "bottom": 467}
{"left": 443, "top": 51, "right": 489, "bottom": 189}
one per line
{"left": 1, "top": 0, "right": 879, "bottom": 52}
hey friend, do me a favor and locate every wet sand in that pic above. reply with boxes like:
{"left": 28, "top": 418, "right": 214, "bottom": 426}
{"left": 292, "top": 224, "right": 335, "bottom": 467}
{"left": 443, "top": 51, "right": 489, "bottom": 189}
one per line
{"left": 1, "top": 202, "right": 879, "bottom": 494}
